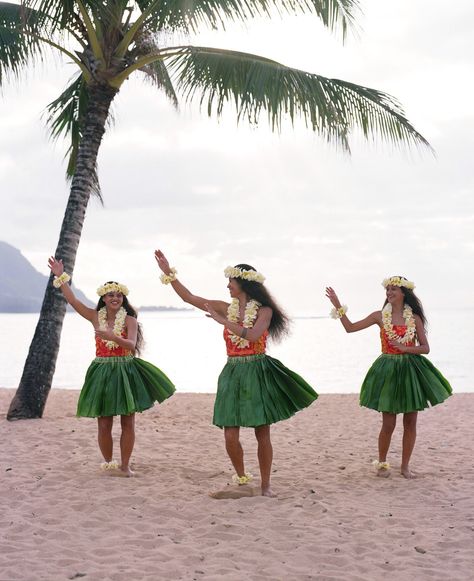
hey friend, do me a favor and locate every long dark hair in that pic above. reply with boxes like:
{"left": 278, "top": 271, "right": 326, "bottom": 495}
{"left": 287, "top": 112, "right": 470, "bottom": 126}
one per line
{"left": 233, "top": 264, "right": 290, "bottom": 342}
{"left": 96, "top": 283, "right": 144, "bottom": 355}
{"left": 383, "top": 276, "right": 427, "bottom": 330}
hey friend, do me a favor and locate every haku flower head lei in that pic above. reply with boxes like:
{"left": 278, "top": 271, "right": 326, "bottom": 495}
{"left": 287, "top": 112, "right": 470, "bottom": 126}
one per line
{"left": 224, "top": 266, "right": 265, "bottom": 284}
{"left": 227, "top": 299, "right": 261, "bottom": 348}
{"left": 382, "top": 276, "right": 415, "bottom": 290}
{"left": 382, "top": 303, "right": 416, "bottom": 345}
{"left": 98, "top": 306, "right": 127, "bottom": 349}
{"left": 97, "top": 282, "right": 129, "bottom": 297}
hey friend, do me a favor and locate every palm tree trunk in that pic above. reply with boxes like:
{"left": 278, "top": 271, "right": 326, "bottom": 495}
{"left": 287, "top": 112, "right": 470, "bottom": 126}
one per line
{"left": 7, "top": 83, "right": 118, "bottom": 420}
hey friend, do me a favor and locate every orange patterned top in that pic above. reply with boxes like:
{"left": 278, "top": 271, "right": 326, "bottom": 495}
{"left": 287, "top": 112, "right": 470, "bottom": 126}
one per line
{"left": 380, "top": 325, "right": 415, "bottom": 355}
{"left": 95, "top": 331, "right": 131, "bottom": 357}
{"left": 224, "top": 327, "right": 267, "bottom": 357}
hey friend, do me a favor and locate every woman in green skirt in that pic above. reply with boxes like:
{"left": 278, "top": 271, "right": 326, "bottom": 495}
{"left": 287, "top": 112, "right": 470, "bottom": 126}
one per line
{"left": 155, "top": 250, "right": 318, "bottom": 496}
{"left": 48, "top": 257, "right": 175, "bottom": 476}
{"left": 326, "top": 276, "right": 452, "bottom": 479}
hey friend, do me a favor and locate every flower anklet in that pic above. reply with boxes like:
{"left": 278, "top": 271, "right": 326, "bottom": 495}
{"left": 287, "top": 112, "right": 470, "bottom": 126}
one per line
{"left": 100, "top": 460, "right": 119, "bottom": 471}
{"left": 232, "top": 472, "right": 253, "bottom": 485}
{"left": 372, "top": 460, "right": 391, "bottom": 472}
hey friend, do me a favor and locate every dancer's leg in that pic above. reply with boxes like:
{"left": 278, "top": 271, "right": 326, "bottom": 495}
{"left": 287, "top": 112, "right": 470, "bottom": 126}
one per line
{"left": 224, "top": 427, "right": 245, "bottom": 477}
{"left": 97, "top": 416, "right": 114, "bottom": 462}
{"left": 255, "top": 425, "right": 275, "bottom": 497}
{"left": 377, "top": 412, "right": 397, "bottom": 477}
{"left": 120, "top": 413, "right": 135, "bottom": 476}
{"left": 401, "top": 412, "right": 418, "bottom": 479}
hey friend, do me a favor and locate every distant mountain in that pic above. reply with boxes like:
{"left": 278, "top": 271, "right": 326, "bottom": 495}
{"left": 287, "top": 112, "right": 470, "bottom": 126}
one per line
{"left": 0, "top": 241, "right": 93, "bottom": 312}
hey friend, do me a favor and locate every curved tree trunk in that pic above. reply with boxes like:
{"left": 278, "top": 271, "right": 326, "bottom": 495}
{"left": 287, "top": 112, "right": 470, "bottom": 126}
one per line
{"left": 7, "top": 83, "right": 118, "bottom": 420}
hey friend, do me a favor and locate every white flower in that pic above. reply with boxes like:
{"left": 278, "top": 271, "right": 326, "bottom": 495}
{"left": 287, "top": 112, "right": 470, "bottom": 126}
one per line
{"left": 160, "top": 268, "right": 178, "bottom": 285}
{"left": 97, "top": 282, "right": 129, "bottom": 296}
{"left": 382, "top": 276, "right": 415, "bottom": 290}
{"left": 227, "top": 299, "right": 261, "bottom": 348}
{"left": 382, "top": 303, "right": 416, "bottom": 345}
{"left": 224, "top": 266, "right": 265, "bottom": 284}
{"left": 330, "top": 305, "right": 348, "bottom": 319}
{"left": 98, "top": 306, "right": 127, "bottom": 349}
{"left": 53, "top": 272, "right": 71, "bottom": 288}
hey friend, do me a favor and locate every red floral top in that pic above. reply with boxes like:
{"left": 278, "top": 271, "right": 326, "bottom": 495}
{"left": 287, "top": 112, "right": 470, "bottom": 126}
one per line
{"left": 381, "top": 325, "right": 415, "bottom": 355}
{"left": 224, "top": 327, "right": 267, "bottom": 357}
{"left": 95, "top": 331, "right": 131, "bottom": 357}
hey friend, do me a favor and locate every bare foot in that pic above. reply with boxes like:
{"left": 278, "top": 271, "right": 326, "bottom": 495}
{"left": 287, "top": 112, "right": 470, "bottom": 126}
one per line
{"left": 401, "top": 467, "right": 416, "bottom": 479}
{"left": 373, "top": 460, "right": 391, "bottom": 478}
{"left": 119, "top": 465, "right": 135, "bottom": 477}
{"left": 377, "top": 467, "right": 390, "bottom": 478}
{"left": 261, "top": 486, "right": 277, "bottom": 498}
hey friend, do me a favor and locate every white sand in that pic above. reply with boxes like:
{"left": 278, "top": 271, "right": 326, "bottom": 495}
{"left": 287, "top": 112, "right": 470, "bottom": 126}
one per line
{"left": 1, "top": 390, "right": 473, "bottom": 581}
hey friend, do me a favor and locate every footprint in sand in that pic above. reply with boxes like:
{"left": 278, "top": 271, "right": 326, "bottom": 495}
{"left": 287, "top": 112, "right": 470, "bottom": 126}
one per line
{"left": 209, "top": 486, "right": 262, "bottom": 500}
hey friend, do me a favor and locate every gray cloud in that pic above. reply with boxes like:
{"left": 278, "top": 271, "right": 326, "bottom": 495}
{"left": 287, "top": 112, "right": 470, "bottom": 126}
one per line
{"left": 0, "top": 0, "right": 473, "bottom": 314}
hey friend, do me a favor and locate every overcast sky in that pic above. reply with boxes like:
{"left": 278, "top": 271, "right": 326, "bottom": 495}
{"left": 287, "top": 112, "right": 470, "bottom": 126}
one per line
{"left": 0, "top": 0, "right": 473, "bottom": 316}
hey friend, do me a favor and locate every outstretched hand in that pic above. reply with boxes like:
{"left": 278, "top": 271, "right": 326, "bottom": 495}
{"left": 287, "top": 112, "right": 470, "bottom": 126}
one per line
{"left": 154, "top": 249, "right": 171, "bottom": 274}
{"left": 325, "top": 286, "right": 341, "bottom": 309}
{"left": 205, "top": 302, "right": 225, "bottom": 325}
{"left": 48, "top": 256, "right": 64, "bottom": 277}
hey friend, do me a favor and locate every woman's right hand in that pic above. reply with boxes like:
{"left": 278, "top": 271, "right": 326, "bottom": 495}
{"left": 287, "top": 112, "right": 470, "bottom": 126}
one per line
{"left": 325, "top": 286, "right": 341, "bottom": 309}
{"left": 48, "top": 256, "right": 64, "bottom": 277}
{"left": 154, "top": 249, "right": 171, "bottom": 274}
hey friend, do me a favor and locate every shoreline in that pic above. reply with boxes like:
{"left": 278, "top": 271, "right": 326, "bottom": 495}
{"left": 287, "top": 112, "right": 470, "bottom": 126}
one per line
{"left": 2, "top": 391, "right": 473, "bottom": 580}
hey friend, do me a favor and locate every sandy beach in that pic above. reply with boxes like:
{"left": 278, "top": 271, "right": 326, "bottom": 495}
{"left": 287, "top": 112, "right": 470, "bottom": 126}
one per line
{"left": 1, "top": 389, "right": 473, "bottom": 581}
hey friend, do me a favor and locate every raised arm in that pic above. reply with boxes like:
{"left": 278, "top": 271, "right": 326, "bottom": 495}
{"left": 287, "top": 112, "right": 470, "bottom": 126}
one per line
{"left": 325, "top": 286, "right": 380, "bottom": 332}
{"left": 154, "top": 249, "right": 228, "bottom": 316}
{"left": 48, "top": 257, "right": 96, "bottom": 322}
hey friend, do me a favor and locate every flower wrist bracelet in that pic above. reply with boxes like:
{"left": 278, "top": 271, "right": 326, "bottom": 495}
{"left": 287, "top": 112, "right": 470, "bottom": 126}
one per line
{"left": 53, "top": 272, "right": 71, "bottom": 288}
{"left": 330, "top": 305, "right": 348, "bottom": 319}
{"left": 160, "top": 267, "right": 178, "bottom": 285}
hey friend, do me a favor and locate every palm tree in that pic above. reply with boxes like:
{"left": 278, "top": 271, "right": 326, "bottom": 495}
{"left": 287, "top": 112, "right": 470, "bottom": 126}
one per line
{"left": 1, "top": 0, "right": 430, "bottom": 420}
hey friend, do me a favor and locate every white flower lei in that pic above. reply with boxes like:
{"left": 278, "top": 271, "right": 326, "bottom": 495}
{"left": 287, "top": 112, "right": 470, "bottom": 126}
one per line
{"left": 96, "top": 282, "right": 129, "bottom": 297}
{"left": 382, "top": 276, "right": 415, "bottom": 290}
{"left": 227, "top": 299, "right": 261, "bottom": 348}
{"left": 224, "top": 266, "right": 265, "bottom": 284}
{"left": 98, "top": 306, "right": 127, "bottom": 349}
{"left": 382, "top": 303, "right": 416, "bottom": 345}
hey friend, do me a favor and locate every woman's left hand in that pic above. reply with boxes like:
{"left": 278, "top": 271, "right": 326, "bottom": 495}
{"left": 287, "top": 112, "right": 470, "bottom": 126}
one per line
{"left": 388, "top": 340, "right": 408, "bottom": 352}
{"left": 95, "top": 327, "right": 115, "bottom": 341}
{"left": 205, "top": 303, "right": 225, "bottom": 325}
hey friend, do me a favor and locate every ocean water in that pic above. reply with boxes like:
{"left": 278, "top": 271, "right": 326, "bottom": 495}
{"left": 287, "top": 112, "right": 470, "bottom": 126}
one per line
{"left": 0, "top": 309, "right": 471, "bottom": 393}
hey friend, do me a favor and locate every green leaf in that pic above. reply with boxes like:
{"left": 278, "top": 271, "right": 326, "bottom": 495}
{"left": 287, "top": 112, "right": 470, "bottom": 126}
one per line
{"left": 45, "top": 74, "right": 102, "bottom": 199}
{"left": 0, "top": 1, "right": 43, "bottom": 82}
{"left": 166, "top": 46, "right": 431, "bottom": 150}
{"left": 135, "top": 0, "right": 359, "bottom": 36}
{"left": 136, "top": 34, "right": 178, "bottom": 107}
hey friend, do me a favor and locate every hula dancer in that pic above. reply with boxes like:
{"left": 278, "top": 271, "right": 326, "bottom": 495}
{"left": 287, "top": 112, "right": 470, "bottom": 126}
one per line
{"left": 155, "top": 250, "right": 318, "bottom": 497}
{"left": 326, "top": 276, "right": 452, "bottom": 479}
{"left": 49, "top": 257, "right": 175, "bottom": 476}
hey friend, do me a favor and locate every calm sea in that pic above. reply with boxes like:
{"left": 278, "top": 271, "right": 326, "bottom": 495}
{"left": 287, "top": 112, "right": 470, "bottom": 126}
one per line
{"left": 0, "top": 310, "right": 471, "bottom": 393}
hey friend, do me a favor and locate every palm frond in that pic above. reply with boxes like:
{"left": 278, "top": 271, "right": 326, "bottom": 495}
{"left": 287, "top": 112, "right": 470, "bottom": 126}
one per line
{"left": 165, "top": 46, "right": 431, "bottom": 151}
{"left": 135, "top": 33, "right": 178, "bottom": 107}
{"left": 0, "top": 1, "right": 43, "bottom": 82}
{"left": 141, "top": 58, "right": 179, "bottom": 108}
{"left": 27, "top": 0, "right": 89, "bottom": 34}
{"left": 135, "top": 0, "right": 359, "bottom": 36}
{"left": 45, "top": 75, "right": 102, "bottom": 200}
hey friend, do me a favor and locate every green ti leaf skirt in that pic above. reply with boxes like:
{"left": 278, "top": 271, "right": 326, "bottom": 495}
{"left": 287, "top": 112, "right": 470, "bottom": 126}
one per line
{"left": 360, "top": 354, "right": 452, "bottom": 414}
{"left": 213, "top": 354, "right": 318, "bottom": 428}
{"left": 77, "top": 356, "right": 175, "bottom": 418}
